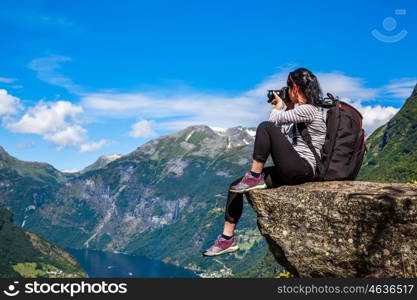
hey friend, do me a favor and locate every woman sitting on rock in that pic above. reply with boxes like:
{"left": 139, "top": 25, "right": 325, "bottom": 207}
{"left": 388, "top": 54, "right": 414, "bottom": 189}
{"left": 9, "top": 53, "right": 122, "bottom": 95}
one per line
{"left": 203, "top": 67, "right": 327, "bottom": 256}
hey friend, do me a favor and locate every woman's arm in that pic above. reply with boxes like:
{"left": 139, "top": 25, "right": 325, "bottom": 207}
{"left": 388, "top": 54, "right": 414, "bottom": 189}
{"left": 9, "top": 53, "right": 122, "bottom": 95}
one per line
{"left": 269, "top": 104, "right": 317, "bottom": 125}
{"left": 268, "top": 103, "right": 286, "bottom": 125}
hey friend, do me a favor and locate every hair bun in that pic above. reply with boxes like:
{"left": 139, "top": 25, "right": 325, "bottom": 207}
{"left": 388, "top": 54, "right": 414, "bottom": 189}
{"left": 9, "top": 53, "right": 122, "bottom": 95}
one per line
{"left": 288, "top": 67, "right": 322, "bottom": 104}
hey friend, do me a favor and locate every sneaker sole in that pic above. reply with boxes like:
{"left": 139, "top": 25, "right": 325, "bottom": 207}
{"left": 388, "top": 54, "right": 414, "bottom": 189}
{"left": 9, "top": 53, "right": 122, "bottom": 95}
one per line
{"left": 229, "top": 183, "right": 267, "bottom": 194}
{"left": 202, "top": 245, "right": 239, "bottom": 257}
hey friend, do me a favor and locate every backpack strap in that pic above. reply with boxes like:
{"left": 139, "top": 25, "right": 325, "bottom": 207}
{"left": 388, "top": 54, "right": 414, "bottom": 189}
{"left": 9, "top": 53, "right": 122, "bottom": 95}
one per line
{"left": 296, "top": 122, "right": 323, "bottom": 179}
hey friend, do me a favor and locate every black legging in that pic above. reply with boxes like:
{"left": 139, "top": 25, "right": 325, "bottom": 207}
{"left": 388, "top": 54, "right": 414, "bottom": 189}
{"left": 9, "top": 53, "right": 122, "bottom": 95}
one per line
{"left": 225, "top": 121, "right": 315, "bottom": 224}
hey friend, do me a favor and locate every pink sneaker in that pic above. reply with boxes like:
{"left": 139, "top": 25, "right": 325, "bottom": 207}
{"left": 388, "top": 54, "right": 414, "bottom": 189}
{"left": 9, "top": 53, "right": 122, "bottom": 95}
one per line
{"left": 202, "top": 235, "right": 239, "bottom": 256}
{"left": 229, "top": 172, "right": 267, "bottom": 193}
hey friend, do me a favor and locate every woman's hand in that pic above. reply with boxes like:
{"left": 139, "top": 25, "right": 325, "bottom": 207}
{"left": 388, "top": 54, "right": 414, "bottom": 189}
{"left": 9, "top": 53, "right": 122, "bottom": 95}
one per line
{"left": 271, "top": 91, "right": 285, "bottom": 110}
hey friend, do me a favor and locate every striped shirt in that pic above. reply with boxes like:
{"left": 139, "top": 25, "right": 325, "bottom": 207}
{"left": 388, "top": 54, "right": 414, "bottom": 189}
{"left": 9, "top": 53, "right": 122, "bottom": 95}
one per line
{"left": 268, "top": 103, "right": 327, "bottom": 175}
{"left": 271, "top": 103, "right": 296, "bottom": 144}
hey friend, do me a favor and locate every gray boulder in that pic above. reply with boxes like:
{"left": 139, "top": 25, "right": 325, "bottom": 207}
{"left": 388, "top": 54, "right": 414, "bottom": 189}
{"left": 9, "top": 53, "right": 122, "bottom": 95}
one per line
{"left": 247, "top": 181, "right": 417, "bottom": 277}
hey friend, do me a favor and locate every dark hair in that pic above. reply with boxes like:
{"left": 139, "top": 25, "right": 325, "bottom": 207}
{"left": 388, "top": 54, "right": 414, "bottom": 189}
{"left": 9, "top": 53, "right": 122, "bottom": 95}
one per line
{"left": 287, "top": 68, "right": 322, "bottom": 105}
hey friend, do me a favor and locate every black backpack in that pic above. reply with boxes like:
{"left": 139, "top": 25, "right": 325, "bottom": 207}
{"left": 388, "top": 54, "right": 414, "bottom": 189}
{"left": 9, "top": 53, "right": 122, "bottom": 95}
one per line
{"left": 297, "top": 94, "right": 366, "bottom": 181}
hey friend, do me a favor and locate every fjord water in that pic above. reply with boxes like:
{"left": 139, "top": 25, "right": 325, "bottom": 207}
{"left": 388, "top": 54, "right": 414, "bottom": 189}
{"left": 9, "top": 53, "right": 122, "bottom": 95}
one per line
{"left": 68, "top": 249, "right": 198, "bottom": 278}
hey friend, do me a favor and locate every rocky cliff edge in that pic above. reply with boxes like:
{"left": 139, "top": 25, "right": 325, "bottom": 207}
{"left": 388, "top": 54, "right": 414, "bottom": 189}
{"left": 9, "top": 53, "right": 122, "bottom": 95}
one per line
{"left": 247, "top": 181, "right": 417, "bottom": 277}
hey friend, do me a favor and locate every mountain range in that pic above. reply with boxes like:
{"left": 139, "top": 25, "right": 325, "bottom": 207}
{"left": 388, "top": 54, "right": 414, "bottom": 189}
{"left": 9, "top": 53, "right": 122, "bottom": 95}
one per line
{"left": 0, "top": 84, "right": 416, "bottom": 277}
{"left": 0, "top": 125, "right": 269, "bottom": 275}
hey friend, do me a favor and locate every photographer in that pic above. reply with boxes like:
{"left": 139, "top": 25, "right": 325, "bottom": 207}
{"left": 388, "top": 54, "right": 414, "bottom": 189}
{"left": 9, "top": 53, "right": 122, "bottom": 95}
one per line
{"left": 203, "top": 68, "right": 327, "bottom": 256}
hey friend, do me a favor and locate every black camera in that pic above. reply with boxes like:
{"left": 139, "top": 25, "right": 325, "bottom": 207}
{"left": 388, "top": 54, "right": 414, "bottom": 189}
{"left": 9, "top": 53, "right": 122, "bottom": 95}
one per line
{"left": 267, "top": 87, "right": 290, "bottom": 104}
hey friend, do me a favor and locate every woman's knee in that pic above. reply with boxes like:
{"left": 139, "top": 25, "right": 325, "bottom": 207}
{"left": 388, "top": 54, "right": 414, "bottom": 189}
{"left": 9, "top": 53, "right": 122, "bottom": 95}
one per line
{"left": 257, "top": 121, "right": 283, "bottom": 136}
{"left": 257, "top": 121, "right": 275, "bottom": 130}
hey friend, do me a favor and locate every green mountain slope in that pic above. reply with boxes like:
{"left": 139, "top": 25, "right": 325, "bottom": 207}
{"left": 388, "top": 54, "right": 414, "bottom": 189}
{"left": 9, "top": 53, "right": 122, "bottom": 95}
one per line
{"left": 0, "top": 207, "right": 86, "bottom": 278}
{"left": 0, "top": 125, "right": 271, "bottom": 276}
{"left": 0, "top": 145, "right": 72, "bottom": 225}
{"left": 357, "top": 84, "right": 417, "bottom": 183}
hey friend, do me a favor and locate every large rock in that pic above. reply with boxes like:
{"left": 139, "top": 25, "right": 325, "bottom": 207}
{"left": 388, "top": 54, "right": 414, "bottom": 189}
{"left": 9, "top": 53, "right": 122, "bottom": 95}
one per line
{"left": 247, "top": 181, "right": 417, "bottom": 277}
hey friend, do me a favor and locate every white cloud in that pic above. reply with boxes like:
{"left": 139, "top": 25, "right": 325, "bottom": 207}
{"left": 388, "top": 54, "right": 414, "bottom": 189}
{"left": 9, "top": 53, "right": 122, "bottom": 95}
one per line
{"left": 129, "top": 120, "right": 156, "bottom": 138}
{"left": 0, "top": 89, "right": 23, "bottom": 116}
{"left": 83, "top": 91, "right": 263, "bottom": 131}
{"left": 317, "top": 72, "right": 378, "bottom": 100}
{"left": 382, "top": 78, "right": 417, "bottom": 99}
{"left": 83, "top": 93, "right": 153, "bottom": 113}
{"left": 5, "top": 100, "right": 83, "bottom": 134}
{"left": 81, "top": 71, "right": 409, "bottom": 135}
{"left": 28, "top": 55, "right": 82, "bottom": 93}
{"left": 0, "top": 77, "right": 17, "bottom": 84}
{"left": 3, "top": 98, "right": 108, "bottom": 152}
{"left": 43, "top": 125, "right": 87, "bottom": 149}
{"left": 79, "top": 139, "right": 109, "bottom": 152}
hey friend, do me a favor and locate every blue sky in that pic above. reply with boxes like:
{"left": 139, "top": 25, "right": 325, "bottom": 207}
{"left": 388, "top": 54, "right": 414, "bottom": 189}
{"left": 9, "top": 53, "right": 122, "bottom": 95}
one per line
{"left": 0, "top": 0, "right": 416, "bottom": 171}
